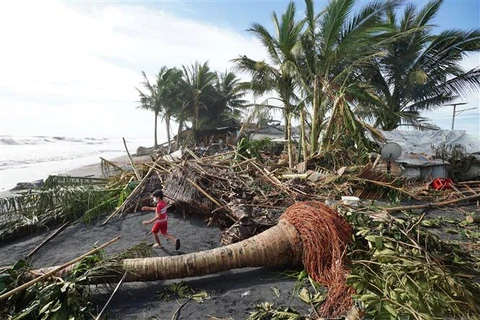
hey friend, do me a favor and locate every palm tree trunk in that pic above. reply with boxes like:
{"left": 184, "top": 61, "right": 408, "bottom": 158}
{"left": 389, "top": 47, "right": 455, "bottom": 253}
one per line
{"left": 195, "top": 102, "right": 199, "bottom": 130}
{"left": 286, "top": 112, "right": 294, "bottom": 169}
{"left": 29, "top": 220, "right": 303, "bottom": 282}
{"left": 165, "top": 114, "right": 172, "bottom": 153}
{"left": 310, "top": 76, "right": 320, "bottom": 156}
{"left": 322, "top": 97, "right": 340, "bottom": 151}
{"left": 176, "top": 120, "right": 183, "bottom": 150}
{"left": 300, "top": 108, "right": 308, "bottom": 161}
{"left": 154, "top": 112, "right": 159, "bottom": 149}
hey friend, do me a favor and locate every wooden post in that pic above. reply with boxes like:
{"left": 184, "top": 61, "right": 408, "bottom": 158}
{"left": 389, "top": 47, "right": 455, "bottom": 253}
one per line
{"left": 123, "top": 137, "right": 142, "bottom": 181}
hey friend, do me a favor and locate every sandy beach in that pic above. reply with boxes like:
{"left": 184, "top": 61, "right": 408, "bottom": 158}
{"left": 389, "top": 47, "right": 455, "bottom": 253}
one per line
{"left": 0, "top": 155, "right": 307, "bottom": 319}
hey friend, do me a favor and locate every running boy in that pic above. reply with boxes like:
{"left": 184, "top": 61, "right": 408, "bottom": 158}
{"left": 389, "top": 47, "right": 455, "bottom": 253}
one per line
{"left": 142, "top": 190, "right": 181, "bottom": 250}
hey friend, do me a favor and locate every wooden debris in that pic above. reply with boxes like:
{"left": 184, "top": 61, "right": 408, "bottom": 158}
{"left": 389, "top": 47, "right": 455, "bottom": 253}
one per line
{"left": 465, "top": 214, "right": 480, "bottom": 224}
{"left": 102, "top": 168, "right": 154, "bottom": 225}
{"left": 91, "top": 148, "right": 479, "bottom": 245}
{"left": 385, "top": 194, "right": 480, "bottom": 213}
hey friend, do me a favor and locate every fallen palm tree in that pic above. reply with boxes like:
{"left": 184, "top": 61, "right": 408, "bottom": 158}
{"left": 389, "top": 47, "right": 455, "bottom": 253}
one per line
{"left": 26, "top": 201, "right": 353, "bottom": 318}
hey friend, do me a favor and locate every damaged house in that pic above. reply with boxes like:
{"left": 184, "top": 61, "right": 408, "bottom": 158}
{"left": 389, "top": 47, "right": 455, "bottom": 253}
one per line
{"left": 376, "top": 130, "right": 480, "bottom": 181}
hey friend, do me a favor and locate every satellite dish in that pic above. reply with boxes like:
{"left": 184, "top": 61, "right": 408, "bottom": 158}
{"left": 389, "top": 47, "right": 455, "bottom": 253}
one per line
{"left": 380, "top": 142, "right": 402, "bottom": 160}
{"left": 380, "top": 142, "right": 402, "bottom": 174}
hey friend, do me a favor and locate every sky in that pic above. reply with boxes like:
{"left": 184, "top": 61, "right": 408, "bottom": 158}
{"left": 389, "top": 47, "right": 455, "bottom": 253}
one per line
{"left": 0, "top": 0, "right": 479, "bottom": 143}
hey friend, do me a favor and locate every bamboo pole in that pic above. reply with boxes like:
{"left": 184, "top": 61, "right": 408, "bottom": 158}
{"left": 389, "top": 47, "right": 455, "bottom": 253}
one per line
{"left": 462, "top": 184, "right": 480, "bottom": 206}
{"left": 385, "top": 194, "right": 480, "bottom": 213}
{"left": 0, "top": 236, "right": 120, "bottom": 301}
{"left": 463, "top": 184, "right": 478, "bottom": 196}
{"left": 185, "top": 177, "right": 223, "bottom": 208}
{"left": 230, "top": 157, "right": 256, "bottom": 169}
{"left": 27, "top": 222, "right": 70, "bottom": 258}
{"left": 184, "top": 147, "right": 201, "bottom": 161}
{"left": 450, "top": 184, "right": 466, "bottom": 198}
{"left": 122, "top": 137, "right": 142, "bottom": 181}
{"left": 278, "top": 173, "right": 309, "bottom": 180}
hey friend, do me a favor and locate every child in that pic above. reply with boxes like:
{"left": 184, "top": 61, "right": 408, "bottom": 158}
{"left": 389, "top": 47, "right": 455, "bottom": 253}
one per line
{"left": 142, "top": 190, "right": 181, "bottom": 250}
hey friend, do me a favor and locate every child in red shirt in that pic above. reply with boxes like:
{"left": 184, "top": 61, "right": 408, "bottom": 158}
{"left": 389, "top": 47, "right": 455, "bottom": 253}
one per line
{"left": 142, "top": 190, "right": 181, "bottom": 250}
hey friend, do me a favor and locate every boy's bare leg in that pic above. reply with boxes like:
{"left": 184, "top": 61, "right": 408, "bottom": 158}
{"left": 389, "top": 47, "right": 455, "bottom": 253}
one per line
{"left": 163, "top": 233, "right": 180, "bottom": 250}
{"left": 153, "top": 233, "right": 163, "bottom": 248}
{"left": 163, "top": 233, "right": 176, "bottom": 242}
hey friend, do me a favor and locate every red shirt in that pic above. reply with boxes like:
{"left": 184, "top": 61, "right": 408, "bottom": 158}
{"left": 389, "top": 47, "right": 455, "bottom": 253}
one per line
{"left": 155, "top": 200, "right": 168, "bottom": 223}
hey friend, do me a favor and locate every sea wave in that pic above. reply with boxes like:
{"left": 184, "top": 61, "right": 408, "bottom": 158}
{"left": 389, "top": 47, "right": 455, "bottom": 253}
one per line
{"left": 0, "top": 135, "right": 110, "bottom": 145}
{"left": 0, "top": 148, "right": 123, "bottom": 169}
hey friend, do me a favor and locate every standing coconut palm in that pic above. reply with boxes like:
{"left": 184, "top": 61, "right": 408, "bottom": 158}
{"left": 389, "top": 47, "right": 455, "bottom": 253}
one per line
{"left": 357, "top": 0, "right": 480, "bottom": 130}
{"left": 137, "top": 67, "right": 191, "bottom": 151}
{"left": 233, "top": 2, "right": 304, "bottom": 168}
{"left": 160, "top": 67, "right": 186, "bottom": 152}
{"left": 137, "top": 71, "right": 162, "bottom": 149}
{"left": 212, "top": 71, "right": 248, "bottom": 123}
{"left": 182, "top": 61, "right": 218, "bottom": 131}
{"left": 296, "top": 0, "right": 400, "bottom": 155}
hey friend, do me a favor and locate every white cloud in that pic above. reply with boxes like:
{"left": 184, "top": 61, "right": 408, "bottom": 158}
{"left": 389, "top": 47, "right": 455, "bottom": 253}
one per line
{"left": 0, "top": 0, "right": 266, "bottom": 139}
{"left": 0, "top": 0, "right": 477, "bottom": 140}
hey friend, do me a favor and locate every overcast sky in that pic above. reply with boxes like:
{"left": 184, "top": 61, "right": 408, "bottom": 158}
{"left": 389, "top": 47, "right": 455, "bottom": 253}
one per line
{"left": 0, "top": 0, "right": 478, "bottom": 142}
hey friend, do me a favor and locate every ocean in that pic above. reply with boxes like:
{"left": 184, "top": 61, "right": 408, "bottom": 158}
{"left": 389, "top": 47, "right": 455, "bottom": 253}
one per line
{"left": 0, "top": 135, "right": 153, "bottom": 192}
